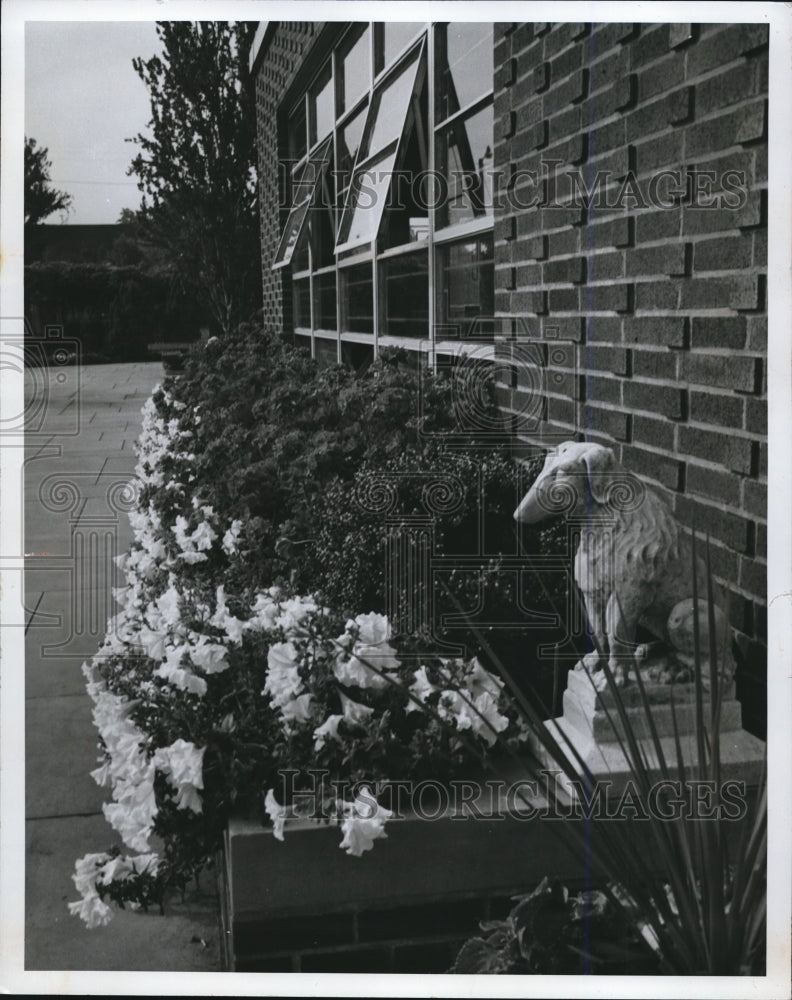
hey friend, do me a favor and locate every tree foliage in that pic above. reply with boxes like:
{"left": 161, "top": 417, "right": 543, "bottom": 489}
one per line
{"left": 128, "top": 21, "right": 261, "bottom": 336}
{"left": 24, "top": 137, "right": 73, "bottom": 226}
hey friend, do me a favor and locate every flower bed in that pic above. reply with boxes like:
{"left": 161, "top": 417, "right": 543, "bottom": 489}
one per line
{"left": 70, "top": 322, "right": 565, "bottom": 927}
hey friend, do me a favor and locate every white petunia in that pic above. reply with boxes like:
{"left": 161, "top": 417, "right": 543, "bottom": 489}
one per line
{"left": 337, "top": 788, "right": 393, "bottom": 857}
{"left": 313, "top": 713, "right": 343, "bottom": 751}
{"left": 264, "top": 788, "right": 286, "bottom": 841}
{"left": 405, "top": 665, "right": 436, "bottom": 713}
{"left": 189, "top": 639, "right": 229, "bottom": 674}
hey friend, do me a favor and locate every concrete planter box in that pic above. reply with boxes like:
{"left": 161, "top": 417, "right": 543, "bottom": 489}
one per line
{"left": 218, "top": 759, "right": 761, "bottom": 972}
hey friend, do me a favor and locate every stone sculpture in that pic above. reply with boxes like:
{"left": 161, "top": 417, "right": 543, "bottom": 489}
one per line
{"left": 514, "top": 441, "right": 734, "bottom": 689}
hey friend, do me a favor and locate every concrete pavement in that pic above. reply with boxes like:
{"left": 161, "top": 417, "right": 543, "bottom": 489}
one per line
{"left": 24, "top": 362, "right": 222, "bottom": 972}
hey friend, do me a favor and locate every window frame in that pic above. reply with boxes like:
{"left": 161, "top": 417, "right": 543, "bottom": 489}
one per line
{"left": 276, "top": 21, "right": 495, "bottom": 365}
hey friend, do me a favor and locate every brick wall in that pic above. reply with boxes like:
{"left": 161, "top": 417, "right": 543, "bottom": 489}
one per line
{"left": 492, "top": 22, "right": 768, "bottom": 734}
{"left": 254, "top": 22, "right": 321, "bottom": 333}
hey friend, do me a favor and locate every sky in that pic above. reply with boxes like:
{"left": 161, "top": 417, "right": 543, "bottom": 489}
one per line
{"left": 25, "top": 21, "right": 162, "bottom": 225}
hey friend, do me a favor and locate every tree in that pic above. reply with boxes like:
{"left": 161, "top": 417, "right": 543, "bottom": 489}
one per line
{"left": 128, "top": 22, "right": 261, "bottom": 336}
{"left": 25, "top": 137, "right": 73, "bottom": 225}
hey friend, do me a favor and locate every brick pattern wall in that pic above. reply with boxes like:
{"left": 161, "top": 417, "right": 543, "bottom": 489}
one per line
{"left": 254, "top": 22, "right": 321, "bottom": 333}
{"left": 492, "top": 22, "right": 768, "bottom": 734}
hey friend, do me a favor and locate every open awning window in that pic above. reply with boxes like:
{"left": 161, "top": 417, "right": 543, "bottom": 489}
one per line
{"left": 334, "top": 39, "right": 426, "bottom": 256}
{"left": 272, "top": 136, "right": 333, "bottom": 270}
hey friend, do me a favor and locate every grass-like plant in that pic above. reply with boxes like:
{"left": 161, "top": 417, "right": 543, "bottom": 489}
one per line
{"left": 351, "top": 532, "right": 767, "bottom": 975}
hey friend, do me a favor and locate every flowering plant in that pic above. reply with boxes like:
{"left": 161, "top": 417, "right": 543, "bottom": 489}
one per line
{"left": 70, "top": 376, "right": 529, "bottom": 927}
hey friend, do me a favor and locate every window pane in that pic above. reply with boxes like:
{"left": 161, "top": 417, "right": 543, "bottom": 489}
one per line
{"left": 439, "top": 236, "right": 494, "bottom": 337}
{"left": 343, "top": 148, "right": 398, "bottom": 247}
{"left": 314, "top": 273, "right": 337, "bottom": 329}
{"left": 365, "top": 47, "right": 422, "bottom": 160}
{"left": 342, "top": 341, "right": 374, "bottom": 371}
{"left": 341, "top": 264, "right": 374, "bottom": 333}
{"left": 339, "top": 27, "right": 370, "bottom": 114}
{"left": 382, "top": 252, "right": 428, "bottom": 338}
{"left": 309, "top": 66, "right": 334, "bottom": 147}
{"left": 290, "top": 100, "right": 307, "bottom": 162}
{"left": 375, "top": 23, "right": 423, "bottom": 74}
{"left": 436, "top": 23, "right": 493, "bottom": 121}
{"left": 315, "top": 338, "right": 338, "bottom": 367}
{"left": 436, "top": 103, "right": 494, "bottom": 228}
{"left": 337, "top": 102, "right": 367, "bottom": 190}
{"left": 293, "top": 278, "right": 311, "bottom": 329}
{"left": 274, "top": 137, "right": 332, "bottom": 268}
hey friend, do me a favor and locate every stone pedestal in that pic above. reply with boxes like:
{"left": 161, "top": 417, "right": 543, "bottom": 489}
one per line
{"left": 532, "top": 664, "right": 766, "bottom": 795}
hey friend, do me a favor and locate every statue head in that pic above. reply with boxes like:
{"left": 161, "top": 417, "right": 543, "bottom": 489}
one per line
{"left": 513, "top": 441, "right": 617, "bottom": 523}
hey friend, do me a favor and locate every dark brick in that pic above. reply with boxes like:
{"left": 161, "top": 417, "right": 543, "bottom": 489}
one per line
{"left": 686, "top": 461, "right": 741, "bottom": 506}
{"left": 688, "top": 390, "right": 744, "bottom": 429}
{"left": 587, "top": 344, "right": 629, "bottom": 375}
{"left": 624, "top": 380, "right": 685, "bottom": 419}
{"left": 548, "top": 287, "right": 579, "bottom": 311}
{"left": 393, "top": 940, "right": 458, "bottom": 974}
{"left": 589, "top": 46, "right": 630, "bottom": 93}
{"left": 625, "top": 87, "right": 693, "bottom": 141}
{"left": 744, "top": 398, "right": 767, "bottom": 436}
{"left": 668, "top": 23, "right": 695, "bottom": 49}
{"left": 543, "top": 256, "right": 586, "bottom": 284}
{"left": 678, "top": 425, "right": 753, "bottom": 474}
{"left": 635, "top": 208, "right": 681, "bottom": 242}
{"left": 580, "top": 403, "right": 631, "bottom": 441}
{"left": 548, "top": 395, "right": 576, "bottom": 424}
{"left": 584, "top": 374, "right": 622, "bottom": 405}
{"left": 690, "top": 316, "right": 747, "bottom": 350}
{"left": 686, "top": 23, "right": 768, "bottom": 77}
{"left": 623, "top": 316, "right": 686, "bottom": 347}
{"left": 586, "top": 282, "right": 633, "bottom": 313}
{"left": 632, "top": 413, "right": 675, "bottom": 451}
{"left": 697, "top": 64, "right": 760, "bottom": 116}
{"left": 746, "top": 315, "right": 767, "bottom": 353}
{"left": 739, "top": 556, "right": 767, "bottom": 598}
{"left": 547, "top": 226, "right": 581, "bottom": 257}
{"left": 631, "top": 24, "right": 671, "bottom": 66}
{"left": 586, "top": 250, "right": 624, "bottom": 281}
{"left": 515, "top": 262, "right": 541, "bottom": 286}
{"left": 674, "top": 495, "right": 752, "bottom": 553}
{"left": 742, "top": 479, "right": 767, "bottom": 519}
{"left": 584, "top": 315, "right": 623, "bottom": 344}
{"left": 682, "top": 354, "right": 758, "bottom": 393}
{"left": 547, "top": 67, "right": 589, "bottom": 108}
{"left": 621, "top": 444, "right": 682, "bottom": 490}
{"left": 523, "top": 233, "right": 548, "bottom": 260}
{"left": 235, "top": 912, "right": 354, "bottom": 955}
{"left": 541, "top": 317, "right": 585, "bottom": 341}
{"left": 588, "top": 118, "right": 626, "bottom": 156}
{"left": 592, "top": 22, "right": 639, "bottom": 53}
{"left": 515, "top": 98, "right": 543, "bottom": 133}
{"left": 638, "top": 53, "right": 687, "bottom": 101}
{"left": 686, "top": 102, "right": 767, "bottom": 158}
{"left": 547, "top": 44, "right": 583, "bottom": 85}
{"left": 626, "top": 243, "right": 688, "bottom": 277}
{"left": 634, "top": 131, "right": 684, "bottom": 173}
{"left": 589, "top": 215, "right": 633, "bottom": 249}
{"left": 533, "top": 61, "right": 550, "bottom": 93}
{"left": 693, "top": 235, "right": 752, "bottom": 271}
{"left": 632, "top": 348, "right": 677, "bottom": 380}
{"left": 679, "top": 275, "right": 760, "bottom": 311}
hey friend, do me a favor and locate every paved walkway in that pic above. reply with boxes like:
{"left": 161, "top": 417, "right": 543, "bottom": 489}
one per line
{"left": 24, "top": 362, "right": 221, "bottom": 971}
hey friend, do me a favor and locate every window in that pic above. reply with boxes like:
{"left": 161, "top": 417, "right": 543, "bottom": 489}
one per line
{"left": 275, "top": 22, "right": 495, "bottom": 361}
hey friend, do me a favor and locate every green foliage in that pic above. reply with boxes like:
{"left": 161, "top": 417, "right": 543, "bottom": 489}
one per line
{"left": 24, "top": 261, "right": 202, "bottom": 361}
{"left": 452, "top": 877, "right": 658, "bottom": 974}
{"left": 24, "top": 136, "right": 72, "bottom": 226}
{"left": 128, "top": 22, "right": 261, "bottom": 334}
{"left": 451, "top": 539, "right": 768, "bottom": 976}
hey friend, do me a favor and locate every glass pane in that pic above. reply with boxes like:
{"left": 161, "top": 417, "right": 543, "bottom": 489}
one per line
{"left": 337, "top": 102, "right": 368, "bottom": 190}
{"left": 293, "top": 278, "right": 311, "bottom": 329}
{"left": 290, "top": 100, "right": 307, "bottom": 162}
{"left": 339, "top": 27, "right": 370, "bottom": 114}
{"left": 365, "top": 48, "right": 422, "bottom": 160}
{"left": 382, "top": 252, "right": 428, "bottom": 338}
{"left": 274, "top": 138, "right": 332, "bottom": 268}
{"left": 309, "top": 66, "right": 334, "bottom": 147}
{"left": 315, "top": 338, "right": 338, "bottom": 367}
{"left": 436, "top": 104, "right": 494, "bottom": 228}
{"left": 437, "top": 23, "right": 493, "bottom": 121}
{"left": 439, "top": 236, "right": 494, "bottom": 337}
{"left": 342, "top": 341, "right": 374, "bottom": 371}
{"left": 314, "top": 273, "right": 337, "bottom": 329}
{"left": 375, "top": 23, "right": 423, "bottom": 74}
{"left": 341, "top": 263, "right": 374, "bottom": 333}
{"left": 343, "top": 148, "right": 398, "bottom": 248}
